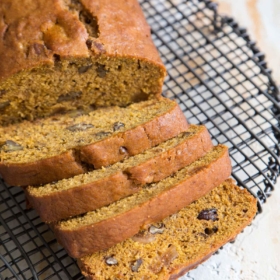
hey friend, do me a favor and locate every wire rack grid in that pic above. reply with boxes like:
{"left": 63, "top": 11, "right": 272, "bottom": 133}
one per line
{"left": 1, "top": 0, "right": 280, "bottom": 279}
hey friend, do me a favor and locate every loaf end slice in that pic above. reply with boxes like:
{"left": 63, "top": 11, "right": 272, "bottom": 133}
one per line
{"left": 52, "top": 144, "right": 232, "bottom": 258}
{"left": 26, "top": 125, "right": 213, "bottom": 222}
{"left": 0, "top": 98, "right": 188, "bottom": 186}
{"left": 78, "top": 179, "right": 257, "bottom": 280}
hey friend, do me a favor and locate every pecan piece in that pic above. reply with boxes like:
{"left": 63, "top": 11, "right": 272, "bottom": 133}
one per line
{"left": 105, "top": 256, "right": 118, "bottom": 266}
{"left": 197, "top": 208, "right": 218, "bottom": 221}
{"left": 1, "top": 140, "right": 23, "bottom": 152}
{"left": 113, "top": 122, "right": 125, "bottom": 131}
{"left": 66, "top": 123, "right": 94, "bottom": 132}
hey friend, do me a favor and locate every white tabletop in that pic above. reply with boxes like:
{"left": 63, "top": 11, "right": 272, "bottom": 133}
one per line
{"left": 217, "top": 0, "right": 280, "bottom": 84}
{"left": 182, "top": 1, "right": 280, "bottom": 278}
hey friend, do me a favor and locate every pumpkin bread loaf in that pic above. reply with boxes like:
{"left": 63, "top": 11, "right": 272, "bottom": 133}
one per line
{"left": 52, "top": 145, "right": 231, "bottom": 258}
{"left": 26, "top": 125, "right": 213, "bottom": 222}
{"left": 78, "top": 179, "right": 257, "bottom": 280}
{"left": 0, "top": 0, "right": 166, "bottom": 125}
{"left": 0, "top": 98, "right": 188, "bottom": 187}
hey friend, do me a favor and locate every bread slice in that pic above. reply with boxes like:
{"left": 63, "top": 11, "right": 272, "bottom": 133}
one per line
{"left": 0, "top": 0, "right": 166, "bottom": 125}
{"left": 0, "top": 98, "right": 188, "bottom": 187}
{"left": 26, "top": 125, "right": 213, "bottom": 223}
{"left": 78, "top": 179, "right": 257, "bottom": 280}
{"left": 52, "top": 145, "right": 231, "bottom": 258}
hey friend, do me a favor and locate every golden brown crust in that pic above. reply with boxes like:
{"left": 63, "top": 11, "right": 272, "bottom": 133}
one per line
{"left": 53, "top": 146, "right": 232, "bottom": 258}
{"left": 0, "top": 151, "right": 85, "bottom": 187}
{"left": 0, "top": 0, "right": 88, "bottom": 80}
{"left": 168, "top": 253, "right": 214, "bottom": 280}
{"left": 79, "top": 103, "right": 189, "bottom": 168}
{"left": 125, "top": 125, "right": 213, "bottom": 184}
{"left": 0, "top": 101, "right": 188, "bottom": 187}
{"left": 26, "top": 126, "right": 213, "bottom": 222}
{"left": 27, "top": 172, "right": 137, "bottom": 222}
{"left": 80, "top": 0, "right": 163, "bottom": 64}
{"left": 0, "top": 0, "right": 164, "bottom": 80}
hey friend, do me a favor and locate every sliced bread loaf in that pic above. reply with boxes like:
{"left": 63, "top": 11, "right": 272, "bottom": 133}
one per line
{"left": 0, "top": 0, "right": 166, "bottom": 125}
{"left": 52, "top": 144, "right": 231, "bottom": 258}
{"left": 0, "top": 98, "right": 188, "bottom": 186}
{"left": 78, "top": 179, "right": 257, "bottom": 280}
{"left": 26, "top": 125, "right": 213, "bottom": 222}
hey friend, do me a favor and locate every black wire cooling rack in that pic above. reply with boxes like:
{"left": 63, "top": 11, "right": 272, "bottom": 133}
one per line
{"left": 1, "top": 0, "right": 280, "bottom": 279}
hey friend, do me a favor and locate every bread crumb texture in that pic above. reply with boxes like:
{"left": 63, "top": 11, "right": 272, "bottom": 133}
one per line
{"left": 0, "top": 0, "right": 166, "bottom": 125}
{"left": 0, "top": 98, "right": 173, "bottom": 164}
{"left": 57, "top": 145, "right": 228, "bottom": 229}
{"left": 29, "top": 125, "right": 205, "bottom": 195}
{"left": 78, "top": 179, "right": 257, "bottom": 280}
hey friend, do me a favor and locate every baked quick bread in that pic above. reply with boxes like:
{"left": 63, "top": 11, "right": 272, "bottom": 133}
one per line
{"left": 0, "top": 0, "right": 166, "bottom": 125}
{"left": 78, "top": 179, "right": 257, "bottom": 280}
{"left": 26, "top": 125, "right": 213, "bottom": 222}
{"left": 52, "top": 145, "right": 231, "bottom": 258}
{"left": 0, "top": 98, "right": 188, "bottom": 187}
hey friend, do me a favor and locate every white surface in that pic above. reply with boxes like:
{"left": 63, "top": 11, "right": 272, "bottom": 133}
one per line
{"left": 180, "top": 3, "right": 280, "bottom": 279}
{"left": 217, "top": 0, "right": 280, "bottom": 84}
{"left": 180, "top": 180, "right": 280, "bottom": 279}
